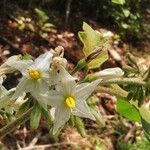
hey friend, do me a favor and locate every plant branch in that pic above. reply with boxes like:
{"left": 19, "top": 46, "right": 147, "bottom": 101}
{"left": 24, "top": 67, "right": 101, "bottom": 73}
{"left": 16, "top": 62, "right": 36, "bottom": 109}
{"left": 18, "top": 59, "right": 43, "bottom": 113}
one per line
{"left": 99, "top": 78, "right": 149, "bottom": 87}
{"left": 96, "top": 86, "right": 128, "bottom": 97}
{"left": 0, "top": 107, "right": 33, "bottom": 139}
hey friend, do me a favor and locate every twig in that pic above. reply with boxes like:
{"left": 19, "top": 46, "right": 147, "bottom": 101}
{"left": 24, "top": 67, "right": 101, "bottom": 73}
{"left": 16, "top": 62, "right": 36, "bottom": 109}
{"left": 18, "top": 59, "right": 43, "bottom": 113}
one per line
{"left": 28, "top": 132, "right": 41, "bottom": 147}
{"left": 0, "top": 107, "right": 33, "bottom": 139}
{"left": 21, "top": 142, "right": 77, "bottom": 150}
{"left": 124, "top": 124, "right": 136, "bottom": 142}
{"left": 65, "top": 0, "right": 73, "bottom": 26}
{"left": 0, "top": 35, "right": 23, "bottom": 55}
{"left": 99, "top": 78, "right": 149, "bottom": 87}
{"left": 96, "top": 86, "right": 128, "bottom": 98}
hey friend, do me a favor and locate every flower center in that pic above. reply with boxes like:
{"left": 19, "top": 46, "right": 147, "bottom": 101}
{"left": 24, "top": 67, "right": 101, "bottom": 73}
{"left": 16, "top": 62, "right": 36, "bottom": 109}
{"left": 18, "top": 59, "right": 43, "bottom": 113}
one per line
{"left": 65, "top": 96, "right": 76, "bottom": 108}
{"left": 28, "top": 70, "right": 41, "bottom": 80}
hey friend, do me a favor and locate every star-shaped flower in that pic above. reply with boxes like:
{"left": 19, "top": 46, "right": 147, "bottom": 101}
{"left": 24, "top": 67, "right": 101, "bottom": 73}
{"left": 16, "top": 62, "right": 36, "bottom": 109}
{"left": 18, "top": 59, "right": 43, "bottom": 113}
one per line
{"left": 44, "top": 66, "right": 101, "bottom": 134}
{"left": 6, "top": 51, "right": 53, "bottom": 109}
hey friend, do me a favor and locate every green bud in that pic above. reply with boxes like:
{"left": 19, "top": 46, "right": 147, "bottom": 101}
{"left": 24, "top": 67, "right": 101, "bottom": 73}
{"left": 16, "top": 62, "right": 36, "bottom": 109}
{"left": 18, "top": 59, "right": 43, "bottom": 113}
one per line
{"left": 76, "top": 59, "right": 87, "bottom": 70}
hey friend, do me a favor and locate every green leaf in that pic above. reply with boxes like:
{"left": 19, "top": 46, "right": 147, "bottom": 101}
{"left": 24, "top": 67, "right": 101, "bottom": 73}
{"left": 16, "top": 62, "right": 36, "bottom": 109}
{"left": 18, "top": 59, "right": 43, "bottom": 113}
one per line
{"left": 112, "top": 0, "right": 125, "bottom": 5}
{"left": 42, "top": 108, "right": 53, "bottom": 129}
{"left": 122, "top": 9, "right": 130, "bottom": 17}
{"left": 111, "top": 84, "right": 128, "bottom": 98}
{"left": 16, "top": 100, "right": 31, "bottom": 117}
{"left": 131, "top": 101, "right": 150, "bottom": 141}
{"left": 78, "top": 22, "right": 108, "bottom": 69}
{"left": 88, "top": 96, "right": 105, "bottom": 127}
{"left": 34, "top": 8, "right": 49, "bottom": 23}
{"left": 141, "top": 117, "right": 150, "bottom": 142}
{"left": 90, "top": 107, "right": 105, "bottom": 127}
{"left": 30, "top": 104, "right": 42, "bottom": 129}
{"left": 74, "top": 116, "right": 86, "bottom": 137}
{"left": 117, "top": 97, "right": 141, "bottom": 123}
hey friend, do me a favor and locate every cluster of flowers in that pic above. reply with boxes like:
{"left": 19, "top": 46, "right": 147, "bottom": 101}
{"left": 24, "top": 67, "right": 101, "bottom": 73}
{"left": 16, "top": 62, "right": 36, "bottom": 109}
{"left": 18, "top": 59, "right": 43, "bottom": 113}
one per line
{"left": 0, "top": 46, "right": 124, "bottom": 134}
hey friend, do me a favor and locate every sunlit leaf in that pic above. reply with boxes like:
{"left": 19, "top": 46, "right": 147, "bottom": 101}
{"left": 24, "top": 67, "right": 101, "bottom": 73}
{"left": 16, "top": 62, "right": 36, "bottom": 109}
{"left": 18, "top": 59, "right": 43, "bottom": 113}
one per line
{"left": 78, "top": 22, "right": 108, "bottom": 69}
{"left": 112, "top": 0, "right": 125, "bottom": 5}
{"left": 117, "top": 97, "right": 141, "bottom": 123}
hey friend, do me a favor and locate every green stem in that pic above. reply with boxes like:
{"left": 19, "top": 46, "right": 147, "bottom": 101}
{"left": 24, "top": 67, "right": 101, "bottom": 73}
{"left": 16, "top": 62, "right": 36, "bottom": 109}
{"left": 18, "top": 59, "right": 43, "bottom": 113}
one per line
{"left": 99, "top": 78, "right": 149, "bottom": 87}
{"left": 0, "top": 107, "right": 33, "bottom": 139}
{"left": 96, "top": 86, "right": 128, "bottom": 97}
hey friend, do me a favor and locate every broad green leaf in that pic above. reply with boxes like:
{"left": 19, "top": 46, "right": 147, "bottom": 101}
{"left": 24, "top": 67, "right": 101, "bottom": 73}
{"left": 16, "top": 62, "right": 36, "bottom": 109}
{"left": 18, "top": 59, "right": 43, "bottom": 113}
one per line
{"left": 30, "top": 104, "right": 42, "bottom": 129}
{"left": 112, "top": 0, "right": 125, "bottom": 5}
{"left": 131, "top": 101, "right": 150, "bottom": 141}
{"left": 78, "top": 22, "right": 108, "bottom": 69}
{"left": 117, "top": 97, "right": 141, "bottom": 123}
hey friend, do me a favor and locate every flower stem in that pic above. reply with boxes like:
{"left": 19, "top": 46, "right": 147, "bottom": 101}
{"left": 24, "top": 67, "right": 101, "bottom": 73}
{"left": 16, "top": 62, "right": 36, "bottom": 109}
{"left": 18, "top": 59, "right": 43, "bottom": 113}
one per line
{"left": 0, "top": 107, "right": 33, "bottom": 139}
{"left": 99, "top": 78, "right": 149, "bottom": 87}
{"left": 96, "top": 86, "right": 128, "bottom": 97}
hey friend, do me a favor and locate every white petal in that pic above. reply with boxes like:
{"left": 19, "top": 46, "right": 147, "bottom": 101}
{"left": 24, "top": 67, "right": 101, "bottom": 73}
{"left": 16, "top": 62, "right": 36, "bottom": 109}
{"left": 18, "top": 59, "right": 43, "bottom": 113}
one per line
{"left": 12, "top": 78, "right": 33, "bottom": 99}
{"left": 49, "top": 66, "right": 76, "bottom": 91}
{"left": 73, "top": 101, "right": 95, "bottom": 120}
{"left": 53, "top": 105, "right": 71, "bottom": 134}
{"left": 33, "top": 51, "right": 53, "bottom": 71}
{"left": 44, "top": 90, "right": 63, "bottom": 107}
{"left": 37, "top": 79, "right": 49, "bottom": 93}
{"left": 75, "top": 79, "right": 101, "bottom": 101}
{"left": 50, "top": 107, "right": 56, "bottom": 120}
{"left": 31, "top": 80, "right": 49, "bottom": 110}
{"left": 32, "top": 92, "right": 47, "bottom": 110}
{"left": 5, "top": 55, "right": 33, "bottom": 73}
{"left": 96, "top": 68, "right": 124, "bottom": 80}
{"left": 56, "top": 66, "right": 76, "bottom": 95}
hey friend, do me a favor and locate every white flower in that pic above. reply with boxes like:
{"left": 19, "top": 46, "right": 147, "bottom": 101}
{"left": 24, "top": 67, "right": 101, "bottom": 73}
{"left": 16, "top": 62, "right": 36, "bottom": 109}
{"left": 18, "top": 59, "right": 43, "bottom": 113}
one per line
{"left": 44, "top": 67, "right": 102, "bottom": 134}
{"left": 95, "top": 67, "right": 124, "bottom": 80}
{"left": 3, "top": 55, "right": 33, "bottom": 73}
{"left": 8, "top": 51, "right": 53, "bottom": 109}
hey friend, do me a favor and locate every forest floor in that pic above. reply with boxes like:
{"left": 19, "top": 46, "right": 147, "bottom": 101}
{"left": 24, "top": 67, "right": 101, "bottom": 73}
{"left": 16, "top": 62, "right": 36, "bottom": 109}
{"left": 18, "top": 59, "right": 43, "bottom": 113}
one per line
{"left": 0, "top": 1, "right": 150, "bottom": 150}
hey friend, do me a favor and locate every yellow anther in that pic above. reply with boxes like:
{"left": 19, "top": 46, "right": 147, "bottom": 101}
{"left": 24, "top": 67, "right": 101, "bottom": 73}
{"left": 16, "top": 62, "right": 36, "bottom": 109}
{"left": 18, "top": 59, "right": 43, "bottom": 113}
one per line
{"left": 28, "top": 70, "right": 41, "bottom": 80}
{"left": 65, "top": 96, "right": 76, "bottom": 108}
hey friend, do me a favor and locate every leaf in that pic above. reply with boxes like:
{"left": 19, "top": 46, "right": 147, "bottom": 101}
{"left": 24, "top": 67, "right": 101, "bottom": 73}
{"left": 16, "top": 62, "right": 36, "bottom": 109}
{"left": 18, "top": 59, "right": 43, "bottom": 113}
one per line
{"left": 74, "top": 116, "right": 86, "bottom": 137}
{"left": 16, "top": 100, "right": 31, "bottom": 117}
{"left": 30, "top": 104, "right": 42, "bottom": 129}
{"left": 112, "top": 0, "right": 125, "bottom": 5}
{"left": 78, "top": 22, "right": 108, "bottom": 69}
{"left": 90, "top": 107, "right": 105, "bottom": 127}
{"left": 117, "top": 97, "right": 141, "bottom": 123}
{"left": 111, "top": 84, "right": 128, "bottom": 98}
{"left": 122, "top": 9, "right": 130, "bottom": 17}
{"left": 34, "top": 8, "right": 49, "bottom": 23}
{"left": 88, "top": 96, "right": 105, "bottom": 127}
{"left": 131, "top": 101, "right": 150, "bottom": 141}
